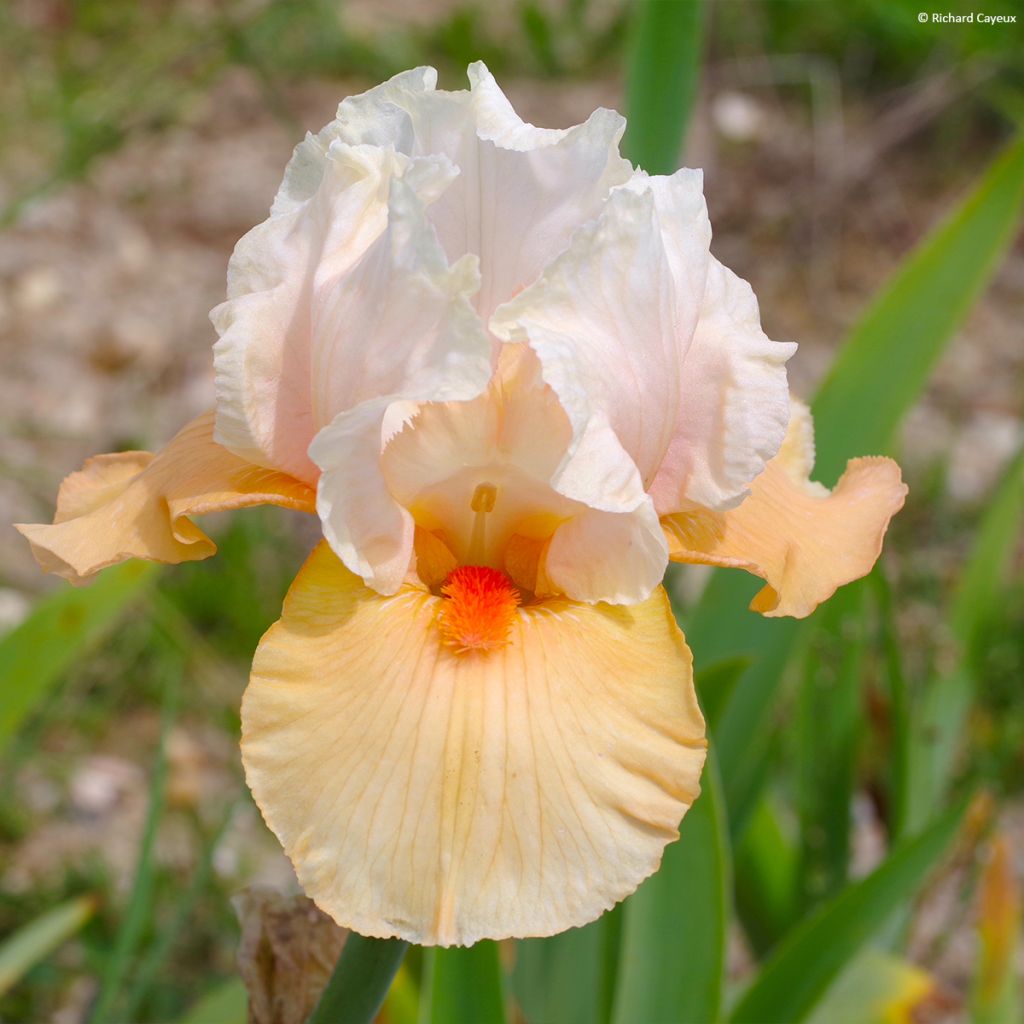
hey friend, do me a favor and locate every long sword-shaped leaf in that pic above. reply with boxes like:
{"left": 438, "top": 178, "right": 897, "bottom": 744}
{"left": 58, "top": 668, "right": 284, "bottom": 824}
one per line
{"left": 949, "top": 447, "right": 1024, "bottom": 654}
{"left": 120, "top": 805, "right": 235, "bottom": 1021}
{"left": 612, "top": 750, "right": 730, "bottom": 1024}
{"left": 871, "top": 569, "right": 913, "bottom": 842}
{"left": 512, "top": 916, "right": 618, "bottom": 1024}
{"left": 91, "top": 666, "right": 178, "bottom": 1024}
{"left": 421, "top": 943, "right": 506, "bottom": 1024}
{"left": 624, "top": 0, "right": 705, "bottom": 173}
{"left": 0, "top": 562, "right": 155, "bottom": 753}
{"left": 796, "top": 584, "right": 867, "bottom": 909}
{"left": 0, "top": 896, "right": 96, "bottom": 997}
{"left": 812, "top": 136, "right": 1024, "bottom": 483}
{"left": 729, "top": 803, "right": 965, "bottom": 1024}
{"left": 734, "top": 793, "right": 800, "bottom": 957}
{"left": 309, "top": 936, "right": 409, "bottom": 1024}
{"left": 905, "top": 449, "right": 1024, "bottom": 834}
{"left": 692, "top": 591, "right": 800, "bottom": 838}
{"left": 805, "top": 950, "right": 937, "bottom": 1024}
{"left": 698, "top": 133, "right": 1024, "bottom": 823}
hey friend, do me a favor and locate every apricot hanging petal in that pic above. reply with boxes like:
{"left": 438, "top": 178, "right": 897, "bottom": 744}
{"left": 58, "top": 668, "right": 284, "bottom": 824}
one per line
{"left": 663, "top": 401, "right": 908, "bottom": 618}
{"left": 242, "top": 543, "right": 706, "bottom": 946}
{"left": 16, "top": 413, "right": 315, "bottom": 584}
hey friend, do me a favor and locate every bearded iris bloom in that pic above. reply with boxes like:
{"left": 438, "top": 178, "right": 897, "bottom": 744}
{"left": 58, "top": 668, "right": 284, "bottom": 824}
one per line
{"left": 17, "top": 65, "right": 906, "bottom": 947}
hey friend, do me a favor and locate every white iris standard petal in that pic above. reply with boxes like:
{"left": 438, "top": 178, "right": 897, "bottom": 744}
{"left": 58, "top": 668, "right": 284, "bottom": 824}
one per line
{"left": 309, "top": 176, "right": 492, "bottom": 595}
{"left": 211, "top": 139, "right": 460, "bottom": 483}
{"left": 491, "top": 186, "right": 683, "bottom": 494}
{"left": 328, "top": 61, "right": 633, "bottom": 320}
{"left": 212, "top": 63, "right": 797, "bottom": 605}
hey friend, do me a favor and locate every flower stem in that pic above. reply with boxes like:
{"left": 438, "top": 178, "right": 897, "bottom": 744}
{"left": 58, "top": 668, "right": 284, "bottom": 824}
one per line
{"left": 307, "top": 934, "right": 409, "bottom": 1024}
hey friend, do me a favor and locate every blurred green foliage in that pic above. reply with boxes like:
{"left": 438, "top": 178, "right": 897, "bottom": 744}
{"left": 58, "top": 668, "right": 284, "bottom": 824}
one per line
{"left": 0, "top": 513, "right": 308, "bottom": 1022}
{"left": 2, "top": 0, "right": 1023, "bottom": 1022}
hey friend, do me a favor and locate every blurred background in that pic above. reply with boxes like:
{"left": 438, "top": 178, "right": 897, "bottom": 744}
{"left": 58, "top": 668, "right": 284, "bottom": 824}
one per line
{"left": 0, "top": 0, "right": 1022, "bottom": 1021}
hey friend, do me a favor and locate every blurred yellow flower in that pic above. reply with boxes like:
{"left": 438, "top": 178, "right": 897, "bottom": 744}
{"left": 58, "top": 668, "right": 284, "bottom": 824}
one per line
{"left": 17, "top": 64, "right": 906, "bottom": 946}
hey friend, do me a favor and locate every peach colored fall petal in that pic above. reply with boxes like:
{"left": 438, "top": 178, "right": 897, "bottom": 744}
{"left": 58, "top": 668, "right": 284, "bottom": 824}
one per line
{"left": 662, "top": 401, "right": 907, "bottom": 618}
{"left": 241, "top": 542, "right": 706, "bottom": 946}
{"left": 15, "top": 413, "right": 315, "bottom": 584}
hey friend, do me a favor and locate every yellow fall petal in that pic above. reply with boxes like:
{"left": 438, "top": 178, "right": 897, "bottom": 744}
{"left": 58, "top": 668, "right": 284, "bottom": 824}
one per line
{"left": 15, "top": 412, "right": 316, "bottom": 584}
{"left": 241, "top": 541, "right": 706, "bottom": 946}
{"left": 662, "top": 401, "right": 907, "bottom": 618}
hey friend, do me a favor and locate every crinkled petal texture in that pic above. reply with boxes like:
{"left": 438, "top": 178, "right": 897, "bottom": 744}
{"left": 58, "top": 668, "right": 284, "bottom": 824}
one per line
{"left": 241, "top": 542, "right": 706, "bottom": 946}
{"left": 328, "top": 62, "right": 632, "bottom": 320}
{"left": 646, "top": 253, "right": 797, "bottom": 514}
{"left": 211, "top": 63, "right": 799, "bottom": 604}
{"left": 212, "top": 134, "right": 491, "bottom": 486}
{"left": 211, "top": 62, "right": 643, "bottom": 598}
{"left": 210, "top": 59, "right": 629, "bottom": 476}
{"left": 15, "top": 413, "right": 315, "bottom": 584}
{"left": 663, "top": 401, "right": 908, "bottom": 618}
{"left": 306, "top": 176, "right": 493, "bottom": 595}
{"left": 492, "top": 171, "right": 796, "bottom": 521}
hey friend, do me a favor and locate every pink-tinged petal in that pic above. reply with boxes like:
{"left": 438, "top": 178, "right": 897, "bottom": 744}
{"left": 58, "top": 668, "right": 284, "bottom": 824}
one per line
{"left": 212, "top": 131, "right": 459, "bottom": 483}
{"left": 492, "top": 187, "right": 680, "bottom": 491}
{"left": 662, "top": 401, "right": 908, "bottom": 618}
{"left": 494, "top": 164, "right": 794, "bottom": 518}
{"left": 241, "top": 542, "right": 706, "bottom": 946}
{"left": 648, "top": 256, "right": 796, "bottom": 514}
{"left": 309, "top": 179, "right": 492, "bottom": 595}
{"left": 620, "top": 168, "right": 711, "bottom": 341}
{"left": 545, "top": 502, "right": 669, "bottom": 605}
{"left": 309, "top": 178, "right": 490, "bottom": 426}
{"left": 331, "top": 62, "right": 632, "bottom": 318}
{"left": 15, "top": 413, "right": 315, "bottom": 584}
{"left": 273, "top": 68, "right": 441, "bottom": 216}
{"left": 310, "top": 399, "right": 416, "bottom": 598}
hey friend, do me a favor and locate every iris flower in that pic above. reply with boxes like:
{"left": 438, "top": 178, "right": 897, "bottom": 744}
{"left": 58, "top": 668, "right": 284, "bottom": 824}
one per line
{"left": 17, "top": 65, "right": 906, "bottom": 947}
